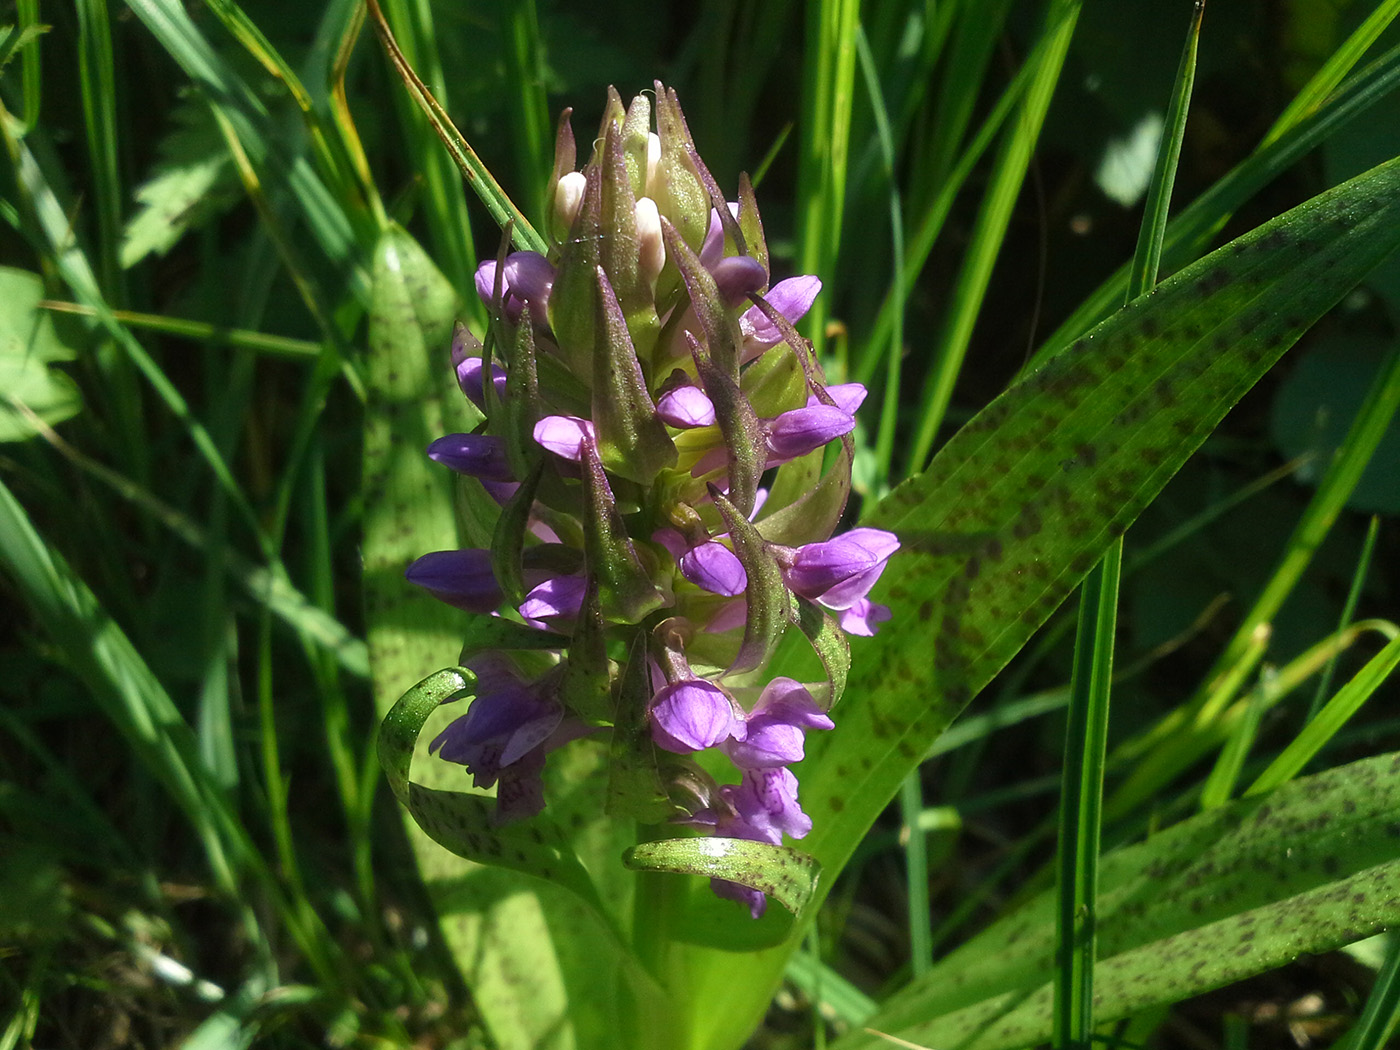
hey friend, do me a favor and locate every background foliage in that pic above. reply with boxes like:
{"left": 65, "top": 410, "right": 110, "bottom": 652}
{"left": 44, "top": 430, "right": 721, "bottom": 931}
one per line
{"left": 2, "top": 1, "right": 1399, "bottom": 1048}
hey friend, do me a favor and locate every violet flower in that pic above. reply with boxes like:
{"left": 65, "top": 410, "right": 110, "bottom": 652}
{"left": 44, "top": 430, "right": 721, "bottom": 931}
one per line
{"left": 404, "top": 84, "right": 899, "bottom": 917}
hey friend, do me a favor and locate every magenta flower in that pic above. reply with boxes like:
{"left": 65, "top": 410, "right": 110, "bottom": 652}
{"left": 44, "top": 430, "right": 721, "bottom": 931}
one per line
{"left": 404, "top": 84, "right": 899, "bottom": 917}
{"left": 650, "top": 680, "right": 744, "bottom": 753}
{"left": 786, "top": 527, "right": 901, "bottom": 613}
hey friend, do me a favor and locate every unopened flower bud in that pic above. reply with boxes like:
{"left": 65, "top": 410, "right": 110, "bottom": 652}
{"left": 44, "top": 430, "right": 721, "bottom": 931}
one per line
{"left": 635, "top": 197, "right": 665, "bottom": 286}
{"left": 554, "top": 171, "right": 587, "bottom": 237}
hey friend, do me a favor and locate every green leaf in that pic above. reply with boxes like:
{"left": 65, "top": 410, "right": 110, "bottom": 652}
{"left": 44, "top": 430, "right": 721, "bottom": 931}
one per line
{"left": 803, "top": 154, "right": 1400, "bottom": 892}
{"left": 118, "top": 93, "right": 239, "bottom": 268}
{"left": 663, "top": 155, "right": 1400, "bottom": 1045}
{"left": 378, "top": 668, "right": 604, "bottom": 905}
{"left": 0, "top": 267, "right": 82, "bottom": 441}
{"left": 833, "top": 751, "right": 1400, "bottom": 1050}
{"left": 624, "top": 836, "right": 821, "bottom": 919}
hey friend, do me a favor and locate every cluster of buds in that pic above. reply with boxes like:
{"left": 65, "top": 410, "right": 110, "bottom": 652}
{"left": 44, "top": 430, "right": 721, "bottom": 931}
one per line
{"left": 406, "top": 85, "right": 898, "bottom": 917}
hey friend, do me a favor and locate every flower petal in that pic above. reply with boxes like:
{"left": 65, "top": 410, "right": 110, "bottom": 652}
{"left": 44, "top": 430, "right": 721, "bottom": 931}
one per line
{"left": 650, "top": 680, "right": 741, "bottom": 753}
{"left": 427, "top": 433, "right": 514, "bottom": 481}
{"left": 765, "top": 404, "right": 855, "bottom": 462}
{"left": 533, "top": 415, "right": 596, "bottom": 461}
{"left": 656, "top": 384, "right": 716, "bottom": 428}
{"left": 404, "top": 549, "right": 502, "bottom": 613}
{"left": 680, "top": 541, "right": 748, "bottom": 597}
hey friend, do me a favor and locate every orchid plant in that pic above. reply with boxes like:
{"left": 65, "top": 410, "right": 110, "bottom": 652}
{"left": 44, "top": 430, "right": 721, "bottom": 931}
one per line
{"left": 366, "top": 25, "right": 1400, "bottom": 1050}
{"left": 6, "top": 2, "right": 1400, "bottom": 1050}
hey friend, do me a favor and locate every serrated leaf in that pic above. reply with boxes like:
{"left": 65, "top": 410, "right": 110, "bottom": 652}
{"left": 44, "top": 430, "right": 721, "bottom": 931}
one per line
{"left": 119, "top": 94, "right": 240, "bottom": 268}
{"left": 0, "top": 267, "right": 82, "bottom": 441}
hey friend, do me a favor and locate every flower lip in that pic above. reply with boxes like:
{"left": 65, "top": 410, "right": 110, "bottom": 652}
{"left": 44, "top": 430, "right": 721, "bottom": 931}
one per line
{"left": 723, "top": 678, "right": 834, "bottom": 769}
{"left": 518, "top": 575, "right": 587, "bottom": 628}
{"left": 809, "top": 382, "right": 868, "bottom": 416}
{"left": 741, "top": 275, "right": 822, "bottom": 350}
{"left": 786, "top": 528, "right": 901, "bottom": 610}
{"left": 650, "top": 680, "right": 744, "bottom": 753}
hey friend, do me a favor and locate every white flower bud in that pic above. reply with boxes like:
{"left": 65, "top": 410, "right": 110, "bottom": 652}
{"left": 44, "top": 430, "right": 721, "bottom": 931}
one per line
{"left": 645, "top": 132, "right": 662, "bottom": 200}
{"left": 554, "top": 171, "right": 587, "bottom": 239}
{"left": 635, "top": 196, "right": 665, "bottom": 286}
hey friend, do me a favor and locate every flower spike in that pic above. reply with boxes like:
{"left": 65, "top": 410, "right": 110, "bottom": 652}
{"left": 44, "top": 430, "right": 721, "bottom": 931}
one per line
{"left": 407, "top": 84, "right": 897, "bottom": 916}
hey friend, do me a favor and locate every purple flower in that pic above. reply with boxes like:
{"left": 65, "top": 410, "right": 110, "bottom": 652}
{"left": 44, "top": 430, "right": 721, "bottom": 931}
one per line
{"left": 427, "top": 433, "right": 514, "bottom": 482}
{"left": 453, "top": 353, "right": 507, "bottom": 409}
{"left": 656, "top": 384, "right": 716, "bottom": 428}
{"left": 739, "top": 276, "right": 821, "bottom": 359}
{"left": 809, "top": 382, "right": 868, "bottom": 415}
{"left": 650, "top": 680, "right": 744, "bottom": 753}
{"left": 518, "top": 575, "right": 587, "bottom": 630}
{"left": 475, "top": 251, "right": 556, "bottom": 323}
{"left": 785, "top": 527, "right": 901, "bottom": 611}
{"left": 534, "top": 415, "right": 596, "bottom": 461}
{"left": 765, "top": 404, "right": 856, "bottom": 463}
{"left": 838, "top": 597, "right": 893, "bottom": 637}
{"left": 723, "top": 678, "right": 834, "bottom": 769}
{"left": 681, "top": 541, "right": 747, "bottom": 597}
{"left": 721, "top": 767, "right": 813, "bottom": 844}
{"left": 710, "top": 255, "right": 768, "bottom": 306}
{"left": 404, "top": 549, "right": 502, "bottom": 613}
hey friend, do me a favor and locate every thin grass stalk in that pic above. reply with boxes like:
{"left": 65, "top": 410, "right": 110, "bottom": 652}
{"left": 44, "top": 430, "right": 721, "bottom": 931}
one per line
{"left": 853, "top": 25, "right": 904, "bottom": 489}
{"left": 15, "top": 0, "right": 40, "bottom": 129}
{"left": 1246, "top": 633, "right": 1400, "bottom": 797}
{"left": 375, "top": 0, "right": 481, "bottom": 290}
{"left": 505, "top": 0, "right": 551, "bottom": 226}
{"left": 795, "top": 0, "right": 859, "bottom": 362}
{"left": 854, "top": 42, "right": 1039, "bottom": 389}
{"left": 1054, "top": 10, "right": 1201, "bottom": 1041}
{"left": 1264, "top": 0, "right": 1400, "bottom": 147}
{"left": 74, "top": 0, "right": 123, "bottom": 298}
{"left": 1052, "top": 551, "right": 1118, "bottom": 1050}
{"left": 1034, "top": 42, "right": 1400, "bottom": 366}
{"left": 904, "top": 0, "right": 1081, "bottom": 475}
{"left": 1198, "top": 667, "right": 1273, "bottom": 810}
{"left": 1345, "top": 931, "right": 1400, "bottom": 1050}
{"left": 1306, "top": 515, "right": 1381, "bottom": 723}
{"left": 365, "top": 0, "right": 545, "bottom": 255}
{"left": 39, "top": 300, "right": 334, "bottom": 365}
{"left": 1141, "top": 341, "right": 1400, "bottom": 754}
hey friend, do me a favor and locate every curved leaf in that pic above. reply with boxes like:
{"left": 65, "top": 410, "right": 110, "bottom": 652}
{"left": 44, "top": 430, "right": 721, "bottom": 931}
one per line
{"left": 624, "top": 836, "right": 821, "bottom": 918}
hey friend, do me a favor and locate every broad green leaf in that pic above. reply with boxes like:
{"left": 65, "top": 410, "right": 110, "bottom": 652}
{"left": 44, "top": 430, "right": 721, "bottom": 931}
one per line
{"left": 662, "top": 156, "right": 1400, "bottom": 1049}
{"left": 833, "top": 751, "right": 1400, "bottom": 1049}
{"left": 0, "top": 267, "right": 82, "bottom": 441}
{"left": 803, "top": 154, "right": 1400, "bottom": 893}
